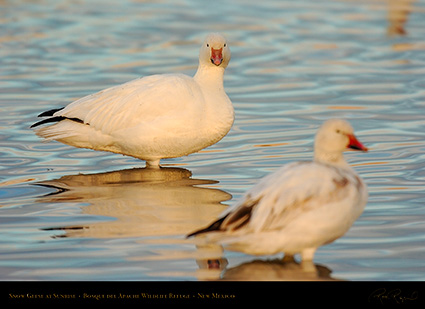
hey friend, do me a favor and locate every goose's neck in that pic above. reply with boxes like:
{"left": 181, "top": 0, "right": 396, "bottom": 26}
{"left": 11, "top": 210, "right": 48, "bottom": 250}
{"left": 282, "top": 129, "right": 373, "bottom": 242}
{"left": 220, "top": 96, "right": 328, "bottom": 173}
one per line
{"left": 194, "top": 64, "right": 225, "bottom": 90}
{"left": 314, "top": 149, "right": 351, "bottom": 170}
{"left": 193, "top": 63, "right": 233, "bottom": 141}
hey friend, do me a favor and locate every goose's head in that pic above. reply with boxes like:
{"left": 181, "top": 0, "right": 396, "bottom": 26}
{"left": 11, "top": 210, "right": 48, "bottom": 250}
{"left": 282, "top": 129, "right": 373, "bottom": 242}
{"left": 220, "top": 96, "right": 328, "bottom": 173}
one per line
{"left": 199, "top": 33, "right": 231, "bottom": 69}
{"left": 314, "top": 119, "right": 367, "bottom": 166}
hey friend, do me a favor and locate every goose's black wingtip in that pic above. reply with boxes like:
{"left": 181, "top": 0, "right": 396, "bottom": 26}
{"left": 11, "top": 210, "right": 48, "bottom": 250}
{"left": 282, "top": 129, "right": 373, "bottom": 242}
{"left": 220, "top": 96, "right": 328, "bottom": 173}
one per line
{"left": 30, "top": 116, "right": 66, "bottom": 128}
{"left": 186, "top": 216, "right": 226, "bottom": 238}
{"left": 38, "top": 107, "right": 65, "bottom": 118}
{"left": 30, "top": 107, "right": 67, "bottom": 128}
{"left": 186, "top": 230, "right": 200, "bottom": 238}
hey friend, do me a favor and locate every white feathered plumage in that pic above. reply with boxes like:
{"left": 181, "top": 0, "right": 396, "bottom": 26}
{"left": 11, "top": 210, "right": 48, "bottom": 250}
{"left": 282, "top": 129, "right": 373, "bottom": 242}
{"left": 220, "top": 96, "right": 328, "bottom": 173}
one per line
{"left": 31, "top": 33, "right": 234, "bottom": 167}
{"left": 188, "top": 119, "right": 368, "bottom": 262}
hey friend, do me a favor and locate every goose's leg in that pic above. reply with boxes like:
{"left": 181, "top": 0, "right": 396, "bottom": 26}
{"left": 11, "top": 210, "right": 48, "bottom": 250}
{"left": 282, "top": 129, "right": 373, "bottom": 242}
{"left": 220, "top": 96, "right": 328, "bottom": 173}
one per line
{"left": 146, "top": 159, "right": 161, "bottom": 168}
{"left": 300, "top": 248, "right": 317, "bottom": 272}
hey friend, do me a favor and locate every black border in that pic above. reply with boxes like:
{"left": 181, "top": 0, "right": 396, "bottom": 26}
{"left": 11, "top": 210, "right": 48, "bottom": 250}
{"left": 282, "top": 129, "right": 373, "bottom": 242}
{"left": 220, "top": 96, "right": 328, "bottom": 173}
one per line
{"left": 2, "top": 281, "right": 424, "bottom": 306}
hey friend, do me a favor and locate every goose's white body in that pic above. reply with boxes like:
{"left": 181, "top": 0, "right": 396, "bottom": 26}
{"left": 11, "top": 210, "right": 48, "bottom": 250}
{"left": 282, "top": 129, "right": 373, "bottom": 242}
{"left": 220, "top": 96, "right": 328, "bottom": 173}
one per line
{"left": 189, "top": 119, "right": 368, "bottom": 262}
{"left": 32, "top": 33, "right": 234, "bottom": 167}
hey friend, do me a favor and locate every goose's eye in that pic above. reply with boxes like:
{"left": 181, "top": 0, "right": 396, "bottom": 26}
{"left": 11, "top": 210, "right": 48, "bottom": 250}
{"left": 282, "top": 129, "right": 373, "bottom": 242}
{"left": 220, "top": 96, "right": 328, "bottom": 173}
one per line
{"left": 336, "top": 129, "right": 341, "bottom": 134}
{"left": 224, "top": 43, "right": 227, "bottom": 47}
{"left": 206, "top": 43, "right": 209, "bottom": 47}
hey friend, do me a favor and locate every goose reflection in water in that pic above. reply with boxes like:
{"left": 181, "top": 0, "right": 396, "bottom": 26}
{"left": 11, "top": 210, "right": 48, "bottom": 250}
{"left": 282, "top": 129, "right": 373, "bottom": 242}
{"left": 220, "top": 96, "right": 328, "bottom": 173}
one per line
{"left": 36, "top": 167, "right": 231, "bottom": 238}
{"left": 387, "top": 0, "right": 415, "bottom": 36}
{"left": 194, "top": 248, "right": 338, "bottom": 281}
{"left": 221, "top": 259, "right": 337, "bottom": 281}
{"left": 196, "top": 248, "right": 340, "bottom": 281}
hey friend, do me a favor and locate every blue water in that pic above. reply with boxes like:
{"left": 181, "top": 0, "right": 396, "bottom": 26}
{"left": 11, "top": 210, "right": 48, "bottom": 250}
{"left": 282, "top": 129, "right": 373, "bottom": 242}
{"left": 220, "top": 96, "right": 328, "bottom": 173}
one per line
{"left": 1, "top": 0, "right": 425, "bottom": 281}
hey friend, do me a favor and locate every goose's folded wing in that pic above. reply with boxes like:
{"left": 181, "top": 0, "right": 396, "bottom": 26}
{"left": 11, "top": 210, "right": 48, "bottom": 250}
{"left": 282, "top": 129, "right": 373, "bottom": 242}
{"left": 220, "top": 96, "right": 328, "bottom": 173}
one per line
{"left": 51, "top": 74, "right": 203, "bottom": 134}
{"left": 217, "top": 162, "right": 364, "bottom": 233}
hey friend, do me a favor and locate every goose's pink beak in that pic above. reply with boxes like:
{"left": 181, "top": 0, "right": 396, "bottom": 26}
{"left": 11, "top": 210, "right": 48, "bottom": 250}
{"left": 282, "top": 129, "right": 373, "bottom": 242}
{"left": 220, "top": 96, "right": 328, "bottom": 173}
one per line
{"left": 211, "top": 48, "right": 223, "bottom": 66}
{"left": 347, "top": 134, "right": 368, "bottom": 152}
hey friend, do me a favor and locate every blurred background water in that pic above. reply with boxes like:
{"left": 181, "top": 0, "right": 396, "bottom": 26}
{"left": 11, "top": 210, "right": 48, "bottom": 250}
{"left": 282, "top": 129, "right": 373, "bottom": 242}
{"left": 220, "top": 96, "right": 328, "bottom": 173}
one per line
{"left": 1, "top": 0, "right": 425, "bottom": 281}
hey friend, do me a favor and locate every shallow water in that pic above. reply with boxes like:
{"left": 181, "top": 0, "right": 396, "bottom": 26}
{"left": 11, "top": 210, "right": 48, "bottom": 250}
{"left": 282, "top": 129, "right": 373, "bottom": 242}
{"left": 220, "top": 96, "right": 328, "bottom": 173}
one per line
{"left": 1, "top": 0, "right": 425, "bottom": 281}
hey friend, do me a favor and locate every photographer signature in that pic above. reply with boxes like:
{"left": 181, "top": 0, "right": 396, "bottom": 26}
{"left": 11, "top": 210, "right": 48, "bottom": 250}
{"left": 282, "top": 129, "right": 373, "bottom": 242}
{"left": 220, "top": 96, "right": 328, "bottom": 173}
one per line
{"left": 368, "top": 288, "right": 418, "bottom": 304}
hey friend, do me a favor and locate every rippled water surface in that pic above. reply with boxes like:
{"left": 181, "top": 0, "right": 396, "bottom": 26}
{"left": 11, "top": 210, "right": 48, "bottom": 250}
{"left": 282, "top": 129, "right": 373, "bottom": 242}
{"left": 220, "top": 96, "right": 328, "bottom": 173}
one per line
{"left": 1, "top": 0, "right": 425, "bottom": 281}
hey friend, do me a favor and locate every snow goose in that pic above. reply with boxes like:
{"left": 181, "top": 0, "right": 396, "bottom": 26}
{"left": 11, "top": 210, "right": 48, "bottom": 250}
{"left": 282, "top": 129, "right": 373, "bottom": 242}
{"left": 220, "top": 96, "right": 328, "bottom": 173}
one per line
{"left": 188, "top": 119, "right": 368, "bottom": 263}
{"left": 31, "top": 33, "right": 234, "bottom": 168}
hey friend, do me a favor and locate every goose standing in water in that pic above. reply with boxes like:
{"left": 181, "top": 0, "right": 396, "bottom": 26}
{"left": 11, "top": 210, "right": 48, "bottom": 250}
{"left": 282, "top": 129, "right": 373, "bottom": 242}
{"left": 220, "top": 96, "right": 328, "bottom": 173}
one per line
{"left": 188, "top": 119, "right": 368, "bottom": 264}
{"left": 31, "top": 33, "right": 234, "bottom": 168}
